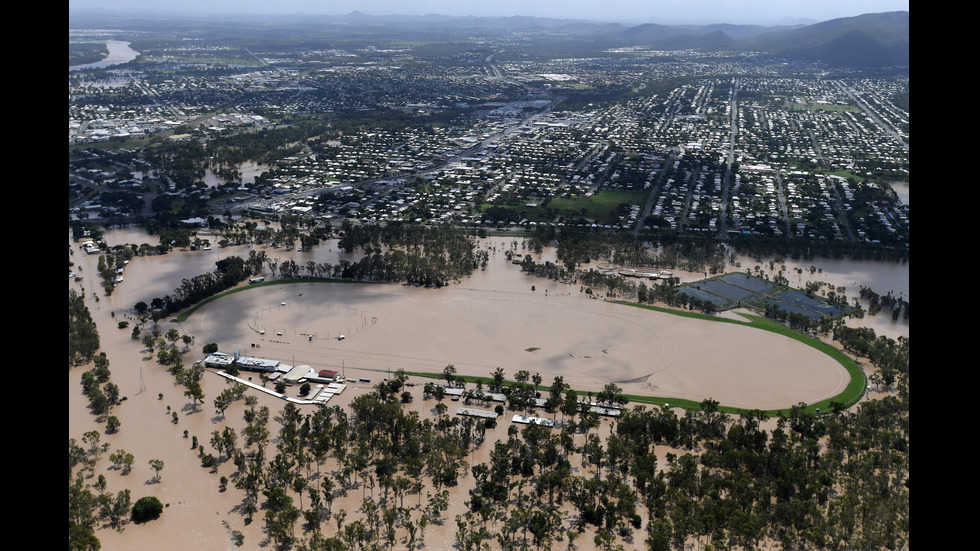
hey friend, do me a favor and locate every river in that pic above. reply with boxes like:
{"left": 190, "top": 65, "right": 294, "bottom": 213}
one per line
{"left": 70, "top": 40, "right": 139, "bottom": 71}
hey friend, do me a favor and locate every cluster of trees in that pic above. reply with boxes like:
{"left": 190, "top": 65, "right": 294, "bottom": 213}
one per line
{"left": 96, "top": 254, "right": 122, "bottom": 295}
{"left": 671, "top": 293, "right": 718, "bottom": 314}
{"left": 70, "top": 221, "right": 104, "bottom": 242}
{"left": 80, "top": 354, "right": 120, "bottom": 418}
{"left": 465, "top": 388, "right": 906, "bottom": 550}
{"left": 555, "top": 229, "right": 636, "bottom": 273}
{"left": 544, "top": 228, "right": 727, "bottom": 275}
{"left": 69, "top": 290, "right": 100, "bottom": 367}
{"left": 212, "top": 220, "right": 487, "bottom": 286}
{"left": 514, "top": 249, "right": 725, "bottom": 315}
{"left": 288, "top": 338, "right": 905, "bottom": 548}
{"left": 504, "top": 370, "right": 543, "bottom": 416}
{"left": 69, "top": 42, "right": 108, "bottom": 65}
{"left": 156, "top": 228, "right": 195, "bottom": 250}
{"left": 214, "top": 383, "right": 249, "bottom": 417}
{"left": 731, "top": 234, "right": 909, "bottom": 264}
{"left": 860, "top": 286, "right": 909, "bottom": 321}
{"left": 763, "top": 303, "right": 821, "bottom": 332}
{"left": 328, "top": 222, "right": 485, "bottom": 285}
{"left": 211, "top": 221, "right": 308, "bottom": 249}
{"left": 206, "top": 122, "right": 334, "bottom": 167}
{"left": 142, "top": 140, "right": 206, "bottom": 192}
{"left": 144, "top": 255, "right": 256, "bottom": 315}
{"left": 70, "top": 470, "right": 104, "bottom": 550}
{"left": 131, "top": 496, "right": 164, "bottom": 523}
{"left": 193, "top": 372, "right": 493, "bottom": 550}
{"left": 70, "top": 433, "right": 147, "bottom": 550}
{"left": 516, "top": 255, "right": 568, "bottom": 282}
{"left": 575, "top": 271, "right": 722, "bottom": 315}
{"left": 69, "top": 289, "right": 137, "bottom": 550}
{"left": 834, "top": 326, "right": 908, "bottom": 392}
{"left": 138, "top": 329, "right": 205, "bottom": 409}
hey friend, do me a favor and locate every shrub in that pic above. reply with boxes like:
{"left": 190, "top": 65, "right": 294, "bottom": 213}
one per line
{"left": 131, "top": 496, "right": 163, "bottom": 522}
{"left": 201, "top": 453, "right": 217, "bottom": 468}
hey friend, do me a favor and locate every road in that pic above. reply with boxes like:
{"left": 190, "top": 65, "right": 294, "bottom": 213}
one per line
{"left": 774, "top": 172, "right": 792, "bottom": 237}
{"left": 634, "top": 150, "right": 678, "bottom": 236}
{"left": 717, "top": 78, "right": 739, "bottom": 239}
{"left": 834, "top": 80, "right": 908, "bottom": 152}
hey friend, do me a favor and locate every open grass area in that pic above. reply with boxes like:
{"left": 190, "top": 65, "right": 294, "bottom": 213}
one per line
{"left": 483, "top": 189, "right": 648, "bottom": 225}
{"left": 546, "top": 189, "right": 647, "bottom": 221}
{"left": 786, "top": 102, "right": 860, "bottom": 113}
{"left": 811, "top": 104, "right": 861, "bottom": 113}
{"left": 826, "top": 169, "right": 861, "bottom": 181}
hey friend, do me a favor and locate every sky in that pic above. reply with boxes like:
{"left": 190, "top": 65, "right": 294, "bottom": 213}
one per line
{"left": 69, "top": 0, "right": 909, "bottom": 26}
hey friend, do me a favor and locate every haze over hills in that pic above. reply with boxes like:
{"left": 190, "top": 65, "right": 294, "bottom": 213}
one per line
{"left": 69, "top": 9, "right": 908, "bottom": 67}
{"left": 744, "top": 11, "right": 909, "bottom": 67}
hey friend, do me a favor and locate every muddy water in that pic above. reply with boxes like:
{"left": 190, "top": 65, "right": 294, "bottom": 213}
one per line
{"left": 738, "top": 254, "right": 909, "bottom": 340}
{"left": 94, "top": 227, "right": 907, "bottom": 341}
{"left": 202, "top": 162, "right": 270, "bottom": 188}
{"left": 82, "top": 228, "right": 860, "bottom": 404}
{"left": 73, "top": 228, "right": 906, "bottom": 550}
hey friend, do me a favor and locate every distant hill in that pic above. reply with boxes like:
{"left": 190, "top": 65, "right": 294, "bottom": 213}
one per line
{"left": 610, "top": 11, "right": 908, "bottom": 66}
{"left": 700, "top": 23, "right": 805, "bottom": 41}
{"left": 68, "top": 9, "right": 909, "bottom": 68}
{"left": 746, "top": 11, "right": 909, "bottom": 67}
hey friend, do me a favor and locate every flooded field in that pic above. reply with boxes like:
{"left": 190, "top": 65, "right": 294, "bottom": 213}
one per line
{"left": 71, "top": 227, "right": 904, "bottom": 550}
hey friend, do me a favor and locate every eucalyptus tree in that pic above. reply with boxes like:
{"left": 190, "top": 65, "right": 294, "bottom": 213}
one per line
{"left": 148, "top": 459, "right": 164, "bottom": 482}
{"left": 491, "top": 367, "right": 506, "bottom": 392}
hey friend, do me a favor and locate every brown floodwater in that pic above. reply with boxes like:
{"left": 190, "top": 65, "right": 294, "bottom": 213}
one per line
{"left": 89, "top": 227, "right": 908, "bottom": 342}
{"left": 71, "top": 227, "right": 905, "bottom": 551}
